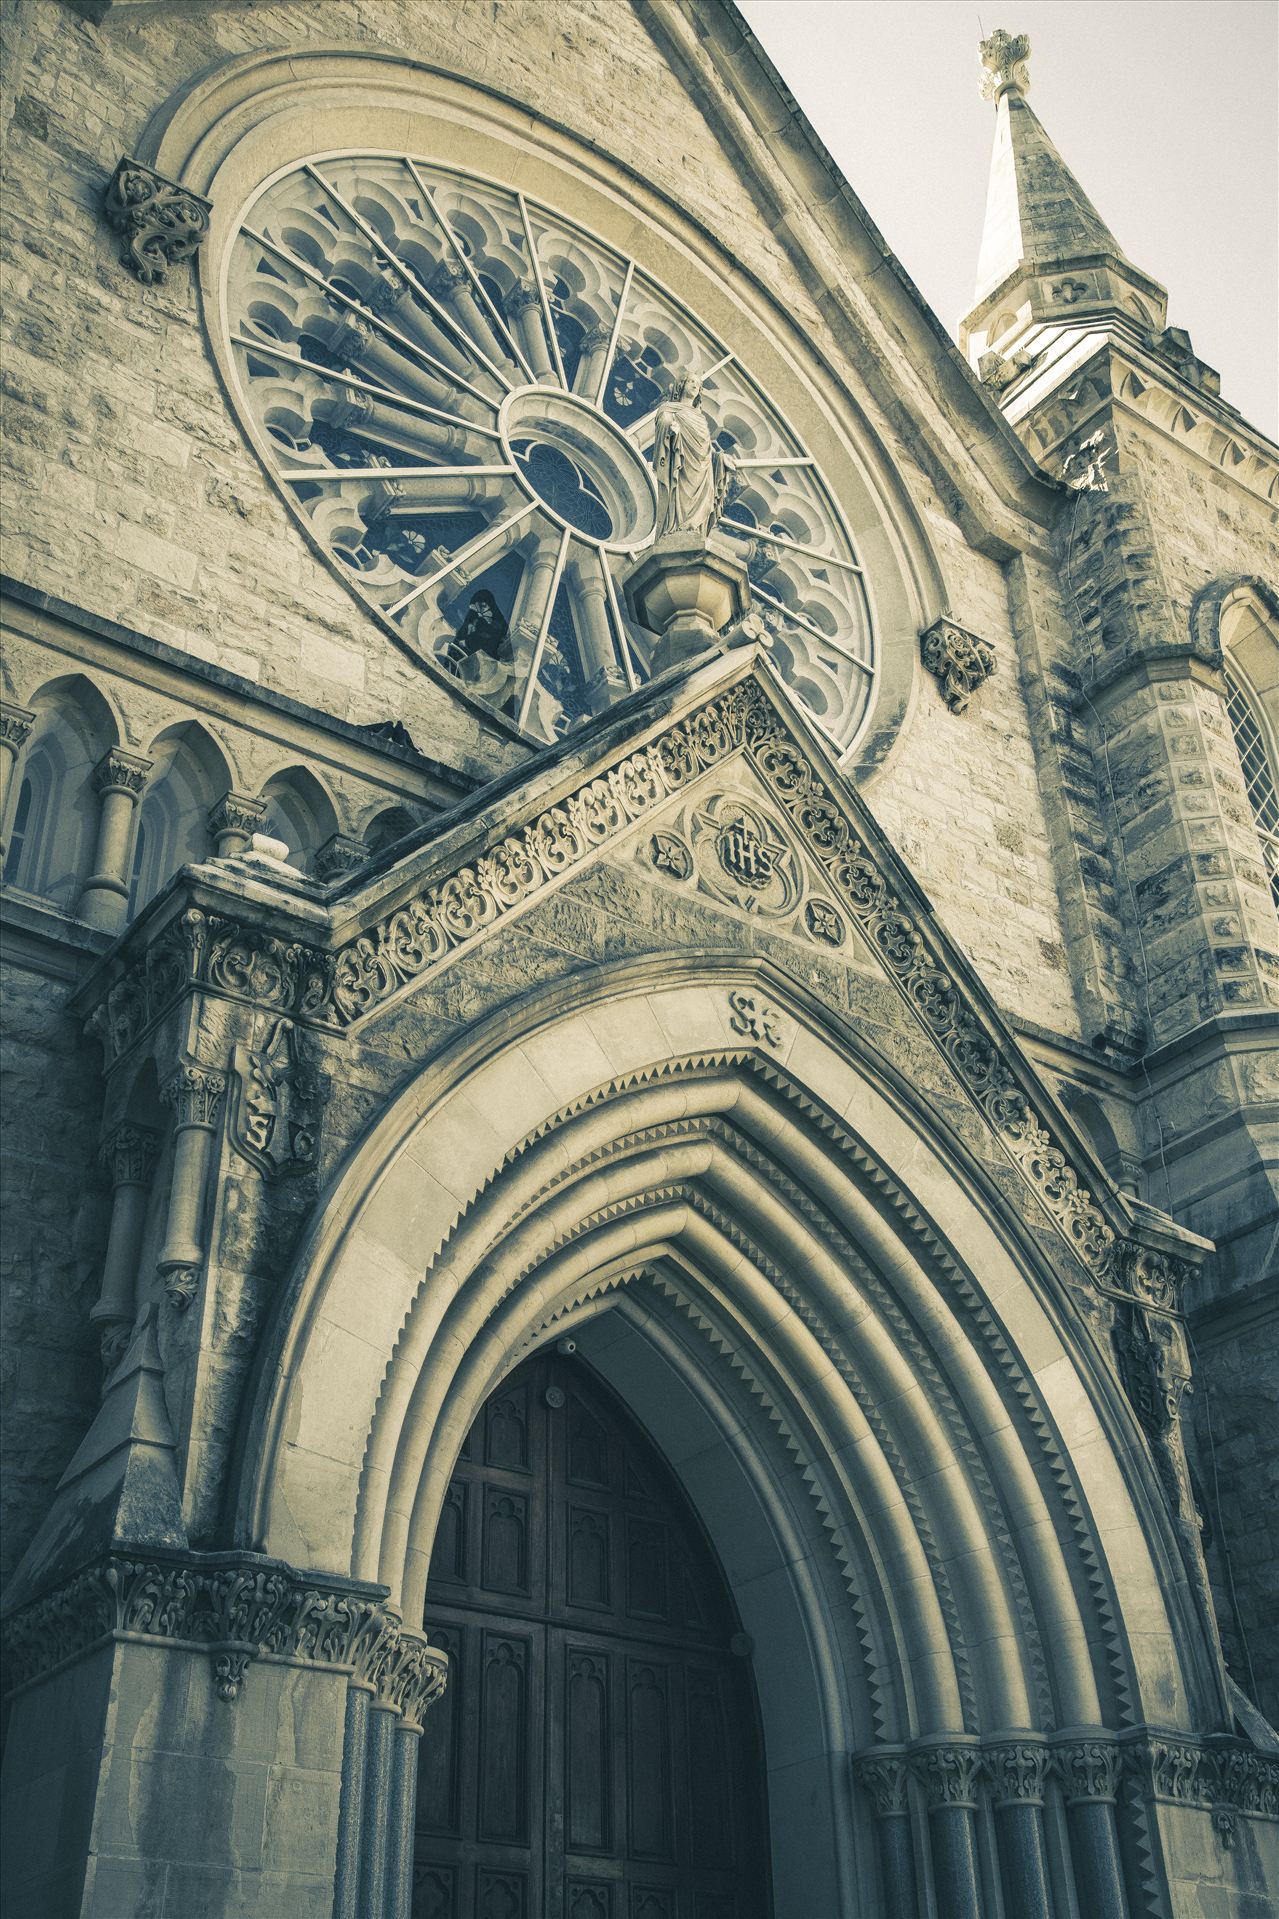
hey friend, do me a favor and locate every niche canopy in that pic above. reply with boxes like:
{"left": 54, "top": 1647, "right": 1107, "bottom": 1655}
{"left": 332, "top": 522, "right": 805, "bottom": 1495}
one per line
{"left": 225, "top": 154, "right": 876, "bottom": 747}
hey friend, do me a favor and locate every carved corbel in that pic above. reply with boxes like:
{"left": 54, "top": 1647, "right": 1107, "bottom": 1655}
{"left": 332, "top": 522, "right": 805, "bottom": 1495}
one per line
{"left": 919, "top": 618, "right": 996, "bottom": 712}
{"left": 314, "top": 833, "right": 368, "bottom": 883}
{"left": 103, "top": 157, "right": 211, "bottom": 286}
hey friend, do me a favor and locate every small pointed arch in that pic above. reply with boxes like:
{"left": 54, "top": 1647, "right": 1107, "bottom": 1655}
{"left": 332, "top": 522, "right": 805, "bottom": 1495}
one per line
{"left": 257, "top": 764, "right": 339, "bottom": 874}
{"left": 129, "top": 720, "right": 233, "bottom": 916}
{"left": 1058, "top": 1084, "right": 1134, "bottom": 1194}
{"left": 3, "top": 674, "right": 118, "bottom": 911}
{"left": 1192, "top": 577, "right": 1279, "bottom": 908}
{"left": 361, "top": 801, "right": 424, "bottom": 858}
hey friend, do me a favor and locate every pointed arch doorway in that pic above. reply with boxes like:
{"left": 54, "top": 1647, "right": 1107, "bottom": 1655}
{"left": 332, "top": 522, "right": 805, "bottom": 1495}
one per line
{"left": 413, "top": 1351, "right": 774, "bottom": 1919}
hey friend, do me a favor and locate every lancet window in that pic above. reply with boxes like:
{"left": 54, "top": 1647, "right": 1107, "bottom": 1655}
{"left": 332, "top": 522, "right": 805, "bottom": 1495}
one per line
{"left": 225, "top": 156, "right": 876, "bottom": 750}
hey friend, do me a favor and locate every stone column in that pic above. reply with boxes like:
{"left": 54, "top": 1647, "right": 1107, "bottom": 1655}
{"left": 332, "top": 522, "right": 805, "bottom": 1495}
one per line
{"left": 333, "top": 1684, "right": 373, "bottom": 1919}
{"left": 384, "top": 1722, "right": 423, "bottom": 1919}
{"left": 853, "top": 1749, "right": 919, "bottom": 1915}
{"left": 89, "top": 1122, "right": 160, "bottom": 1381}
{"left": 573, "top": 320, "right": 615, "bottom": 400}
{"left": 0, "top": 700, "right": 35, "bottom": 858}
{"left": 912, "top": 1739, "right": 984, "bottom": 1919}
{"left": 986, "top": 1738, "right": 1052, "bottom": 1919}
{"left": 1055, "top": 1735, "right": 1127, "bottom": 1919}
{"left": 156, "top": 1064, "right": 225, "bottom": 1311}
{"left": 358, "top": 1701, "right": 399, "bottom": 1916}
{"left": 507, "top": 282, "right": 555, "bottom": 381}
{"left": 208, "top": 791, "right": 266, "bottom": 859}
{"left": 79, "top": 746, "right": 151, "bottom": 932}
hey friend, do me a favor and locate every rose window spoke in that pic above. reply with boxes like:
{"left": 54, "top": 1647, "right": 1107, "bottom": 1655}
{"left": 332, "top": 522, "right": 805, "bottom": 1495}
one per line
{"left": 226, "top": 156, "right": 877, "bottom": 748}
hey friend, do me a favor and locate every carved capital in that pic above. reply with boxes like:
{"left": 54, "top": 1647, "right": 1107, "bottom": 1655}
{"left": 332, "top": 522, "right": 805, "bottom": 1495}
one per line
{"left": 103, "top": 157, "right": 211, "bottom": 286}
{"left": 314, "top": 833, "right": 368, "bottom": 883}
{"left": 506, "top": 280, "right": 543, "bottom": 316}
{"left": 428, "top": 259, "right": 467, "bottom": 300}
{"left": 912, "top": 1741, "right": 984, "bottom": 1809}
{"left": 208, "top": 792, "right": 267, "bottom": 845}
{"left": 161, "top": 1064, "right": 225, "bottom": 1130}
{"left": 0, "top": 702, "right": 36, "bottom": 754}
{"left": 92, "top": 747, "right": 151, "bottom": 800}
{"left": 986, "top": 1740, "right": 1050, "bottom": 1805}
{"left": 99, "top": 1122, "right": 159, "bottom": 1187}
{"left": 853, "top": 1750, "right": 911, "bottom": 1817}
{"left": 1054, "top": 1737, "right": 1121, "bottom": 1803}
{"left": 366, "top": 265, "right": 412, "bottom": 317}
{"left": 920, "top": 619, "right": 996, "bottom": 713}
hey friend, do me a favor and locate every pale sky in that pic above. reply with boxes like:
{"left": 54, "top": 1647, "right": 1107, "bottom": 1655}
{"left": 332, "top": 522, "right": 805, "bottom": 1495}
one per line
{"left": 737, "top": 0, "right": 1279, "bottom": 440}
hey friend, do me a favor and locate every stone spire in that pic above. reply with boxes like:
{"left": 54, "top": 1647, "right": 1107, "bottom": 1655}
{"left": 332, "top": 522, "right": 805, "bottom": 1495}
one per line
{"left": 960, "top": 28, "right": 1169, "bottom": 389}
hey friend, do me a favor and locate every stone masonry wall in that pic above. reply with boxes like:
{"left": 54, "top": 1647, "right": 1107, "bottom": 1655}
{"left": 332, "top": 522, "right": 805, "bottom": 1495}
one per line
{"left": 0, "top": 955, "right": 109, "bottom": 1589}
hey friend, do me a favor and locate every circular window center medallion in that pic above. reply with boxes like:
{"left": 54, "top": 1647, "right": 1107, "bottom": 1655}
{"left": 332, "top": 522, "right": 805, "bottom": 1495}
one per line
{"left": 501, "top": 388, "right": 656, "bottom": 549}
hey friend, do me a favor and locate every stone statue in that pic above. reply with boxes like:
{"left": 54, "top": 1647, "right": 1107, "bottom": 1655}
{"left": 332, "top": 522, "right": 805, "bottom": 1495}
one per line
{"left": 652, "top": 373, "right": 732, "bottom": 540}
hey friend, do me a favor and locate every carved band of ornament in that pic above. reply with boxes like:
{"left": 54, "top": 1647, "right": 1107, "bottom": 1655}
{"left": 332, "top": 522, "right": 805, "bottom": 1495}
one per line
{"left": 0, "top": 703, "right": 36, "bottom": 752}
{"left": 92, "top": 748, "right": 151, "bottom": 799}
{"left": 855, "top": 1737, "right": 1276, "bottom": 1822}
{"left": 1123, "top": 1739, "right": 1279, "bottom": 1820}
{"left": 103, "top": 157, "right": 211, "bottom": 286}
{"left": 81, "top": 679, "right": 1179, "bottom": 1294}
{"left": 0, "top": 1552, "right": 448, "bottom": 1723}
{"left": 99, "top": 1122, "right": 160, "bottom": 1188}
{"left": 87, "top": 909, "right": 337, "bottom": 1069}
{"left": 919, "top": 619, "right": 996, "bottom": 714}
{"left": 161, "top": 1063, "right": 226, "bottom": 1130}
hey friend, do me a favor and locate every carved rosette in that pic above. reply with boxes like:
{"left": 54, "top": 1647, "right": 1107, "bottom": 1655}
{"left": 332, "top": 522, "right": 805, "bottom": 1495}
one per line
{"left": 853, "top": 1751, "right": 911, "bottom": 1818}
{"left": 161, "top": 1064, "right": 226, "bottom": 1131}
{"left": 920, "top": 619, "right": 996, "bottom": 713}
{"left": 103, "top": 157, "right": 212, "bottom": 285}
{"left": 912, "top": 1742, "right": 985, "bottom": 1810}
{"left": 0, "top": 1551, "right": 449, "bottom": 1719}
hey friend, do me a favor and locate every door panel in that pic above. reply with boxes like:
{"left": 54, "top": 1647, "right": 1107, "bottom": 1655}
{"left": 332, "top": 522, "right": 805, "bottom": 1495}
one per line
{"left": 415, "top": 1355, "right": 770, "bottom": 1919}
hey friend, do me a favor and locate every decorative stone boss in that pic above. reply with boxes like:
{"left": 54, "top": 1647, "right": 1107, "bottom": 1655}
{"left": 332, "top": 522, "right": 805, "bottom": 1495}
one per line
{"left": 624, "top": 373, "right": 748, "bottom": 672}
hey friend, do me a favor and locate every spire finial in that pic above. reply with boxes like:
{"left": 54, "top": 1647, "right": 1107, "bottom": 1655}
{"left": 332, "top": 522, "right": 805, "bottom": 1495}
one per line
{"left": 980, "top": 27, "right": 1031, "bottom": 100}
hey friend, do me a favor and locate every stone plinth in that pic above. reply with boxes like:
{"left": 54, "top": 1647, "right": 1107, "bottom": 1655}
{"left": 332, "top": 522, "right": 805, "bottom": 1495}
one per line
{"left": 622, "top": 532, "right": 750, "bottom": 674}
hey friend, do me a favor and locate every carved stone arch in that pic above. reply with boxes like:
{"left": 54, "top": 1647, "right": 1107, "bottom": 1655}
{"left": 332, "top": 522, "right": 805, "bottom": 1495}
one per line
{"left": 233, "top": 965, "right": 1213, "bottom": 1747}
{"left": 255, "top": 761, "right": 341, "bottom": 871}
{"left": 4, "top": 673, "right": 121, "bottom": 910}
{"left": 130, "top": 717, "right": 235, "bottom": 913}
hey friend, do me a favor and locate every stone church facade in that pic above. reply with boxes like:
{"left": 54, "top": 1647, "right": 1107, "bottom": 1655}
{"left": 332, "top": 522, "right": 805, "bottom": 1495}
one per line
{"left": 1, "top": 4, "right": 1276, "bottom": 1915}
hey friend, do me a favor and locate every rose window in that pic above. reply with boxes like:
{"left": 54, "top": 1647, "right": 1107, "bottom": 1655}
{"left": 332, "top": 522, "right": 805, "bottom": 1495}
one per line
{"left": 225, "top": 156, "right": 876, "bottom": 747}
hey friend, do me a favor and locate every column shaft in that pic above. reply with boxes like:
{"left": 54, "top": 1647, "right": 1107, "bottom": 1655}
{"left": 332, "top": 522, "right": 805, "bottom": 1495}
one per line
{"left": 157, "top": 1066, "right": 224, "bottom": 1310}
{"left": 358, "top": 1703, "right": 397, "bottom": 1918}
{"left": 79, "top": 748, "right": 150, "bottom": 931}
{"left": 994, "top": 1801, "right": 1053, "bottom": 1919}
{"left": 1067, "top": 1798, "right": 1127, "bottom": 1919}
{"left": 383, "top": 1722, "right": 422, "bottom": 1919}
{"left": 333, "top": 1686, "right": 372, "bottom": 1919}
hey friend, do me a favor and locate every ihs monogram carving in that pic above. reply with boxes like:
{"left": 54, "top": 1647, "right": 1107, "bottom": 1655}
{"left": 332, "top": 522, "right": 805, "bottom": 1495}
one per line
{"left": 727, "top": 990, "right": 785, "bottom": 1050}
{"left": 229, "top": 1017, "right": 322, "bottom": 1180}
{"left": 691, "top": 793, "right": 801, "bottom": 917}
{"left": 103, "top": 158, "right": 212, "bottom": 286}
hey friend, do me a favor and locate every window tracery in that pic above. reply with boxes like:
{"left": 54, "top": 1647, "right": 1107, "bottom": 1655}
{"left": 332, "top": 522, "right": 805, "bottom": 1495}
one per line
{"left": 225, "top": 156, "right": 875, "bottom": 750}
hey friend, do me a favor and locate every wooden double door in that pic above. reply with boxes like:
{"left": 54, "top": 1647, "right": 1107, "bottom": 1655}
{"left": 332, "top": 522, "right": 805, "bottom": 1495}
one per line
{"left": 414, "top": 1354, "right": 772, "bottom": 1919}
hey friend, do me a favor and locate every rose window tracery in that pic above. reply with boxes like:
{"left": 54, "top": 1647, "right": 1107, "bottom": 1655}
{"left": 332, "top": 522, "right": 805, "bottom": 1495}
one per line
{"left": 226, "top": 155, "right": 876, "bottom": 746}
